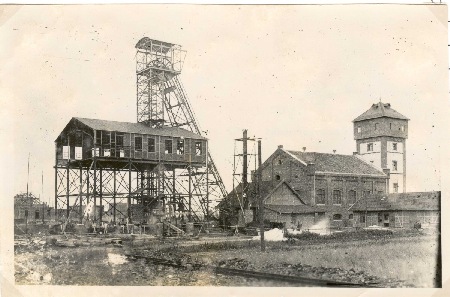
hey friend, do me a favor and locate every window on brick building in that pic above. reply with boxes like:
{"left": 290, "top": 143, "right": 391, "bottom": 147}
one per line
{"left": 401, "top": 126, "right": 405, "bottom": 131}
{"left": 349, "top": 214, "right": 354, "bottom": 220}
{"left": 390, "top": 123, "right": 392, "bottom": 130}
{"left": 275, "top": 174, "right": 281, "bottom": 181}
{"left": 278, "top": 160, "right": 282, "bottom": 165}
{"left": 357, "top": 127, "right": 361, "bottom": 133}
{"left": 348, "top": 190, "right": 357, "bottom": 205}
{"left": 363, "top": 190, "right": 371, "bottom": 198}
{"left": 333, "top": 214, "right": 342, "bottom": 220}
{"left": 316, "top": 189, "right": 325, "bottom": 204}
{"left": 332, "top": 190, "right": 342, "bottom": 205}
{"left": 392, "top": 143, "right": 397, "bottom": 151}
{"left": 374, "top": 123, "right": 378, "bottom": 130}
{"left": 367, "top": 143, "right": 373, "bottom": 152}
{"left": 360, "top": 214, "right": 366, "bottom": 223}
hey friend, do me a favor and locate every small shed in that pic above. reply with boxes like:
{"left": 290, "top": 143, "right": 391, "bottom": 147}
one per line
{"left": 350, "top": 191, "right": 440, "bottom": 229}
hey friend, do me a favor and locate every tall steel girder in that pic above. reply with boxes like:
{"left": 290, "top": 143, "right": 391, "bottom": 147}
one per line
{"left": 54, "top": 158, "right": 207, "bottom": 223}
{"left": 54, "top": 159, "right": 140, "bottom": 223}
{"left": 135, "top": 38, "right": 228, "bottom": 221}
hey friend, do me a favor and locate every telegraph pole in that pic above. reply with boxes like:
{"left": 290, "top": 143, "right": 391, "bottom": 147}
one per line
{"left": 258, "top": 139, "right": 265, "bottom": 252}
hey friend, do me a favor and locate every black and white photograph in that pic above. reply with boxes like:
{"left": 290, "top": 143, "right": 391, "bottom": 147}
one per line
{"left": 0, "top": 2, "right": 448, "bottom": 296}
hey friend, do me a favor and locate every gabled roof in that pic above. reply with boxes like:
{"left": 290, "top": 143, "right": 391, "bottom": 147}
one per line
{"left": 353, "top": 102, "right": 409, "bottom": 122}
{"left": 262, "top": 179, "right": 307, "bottom": 205}
{"left": 72, "top": 117, "right": 206, "bottom": 140}
{"left": 350, "top": 191, "right": 440, "bottom": 212}
{"left": 286, "top": 150, "right": 386, "bottom": 176}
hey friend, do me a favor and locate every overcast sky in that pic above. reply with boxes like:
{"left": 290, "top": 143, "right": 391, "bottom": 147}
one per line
{"left": 1, "top": 4, "right": 447, "bottom": 205}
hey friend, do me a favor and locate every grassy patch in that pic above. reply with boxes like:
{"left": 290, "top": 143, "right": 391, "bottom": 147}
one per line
{"left": 184, "top": 235, "right": 439, "bottom": 287}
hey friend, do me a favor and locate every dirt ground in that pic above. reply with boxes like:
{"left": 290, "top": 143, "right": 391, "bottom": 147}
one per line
{"left": 14, "top": 231, "right": 440, "bottom": 287}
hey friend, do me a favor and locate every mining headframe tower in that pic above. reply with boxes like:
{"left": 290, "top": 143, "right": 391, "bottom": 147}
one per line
{"left": 54, "top": 38, "right": 228, "bottom": 230}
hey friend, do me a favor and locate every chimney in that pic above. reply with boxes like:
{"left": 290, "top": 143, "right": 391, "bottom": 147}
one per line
{"left": 353, "top": 152, "right": 358, "bottom": 155}
{"left": 278, "top": 145, "right": 283, "bottom": 149}
{"left": 302, "top": 147, "right": 306, "bottom": 152}
{"left": 306, "top": 162, "right": 316, "bottom": 176}
{"left": 382, "top": 168, "right": 390, "bottom": 194}
{"left": 333, "top": 150, "right": 336, "bottom": 154}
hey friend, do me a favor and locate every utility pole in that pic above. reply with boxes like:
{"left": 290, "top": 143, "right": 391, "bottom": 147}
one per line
{"left": 26, "top": 153, "right": 30, "bottom": 234}
{"left": 243, "top": 129, "right": 248, "bottom": 209}
{"left": 258, "top": 139, "right": 265, "bottom": 252}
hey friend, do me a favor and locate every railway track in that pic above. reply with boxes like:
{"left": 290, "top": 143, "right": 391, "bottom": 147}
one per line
{"left": 129, "top": 254, "right": 380, "bottom": 287}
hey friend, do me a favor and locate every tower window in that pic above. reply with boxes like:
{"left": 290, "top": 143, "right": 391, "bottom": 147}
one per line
{"left": 393, "top": 183, "right": 399, "bottom": 193}
{"left": 357, "top": 127, "right": 361, "bottom": 133}
{"left": 367, "top": 143, "right": 373, "bottom": 152}
{"left": 278, "top": 159, "right": 282, "bottom": 165}
{"left": 392, "top": 160, "right": 398, "bottom": 171}
{"left": 392, "top": 143, "right": 397, "bottom": 151}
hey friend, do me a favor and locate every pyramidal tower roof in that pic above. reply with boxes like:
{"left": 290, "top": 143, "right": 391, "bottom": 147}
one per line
{"left": 353, "top": 102, "right": 409, "bottom": 122}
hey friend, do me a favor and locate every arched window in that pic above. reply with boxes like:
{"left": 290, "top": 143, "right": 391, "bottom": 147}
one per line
{"left": 316, "top": 189, "right": 325, "bottom": 204}
{"left": 333, "top": 190, "right": 342, "bottom": 205}
{"left": 348, "top": 190, "right": 357, "bottom": 205}
{"left": 278, "top": 159, "right": 282, "bottom": 165}
{"left": 333, "top": 214, "right": 342, "bottom": 221}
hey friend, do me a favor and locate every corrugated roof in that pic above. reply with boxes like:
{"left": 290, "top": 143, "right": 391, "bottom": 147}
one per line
{"left": 74, "top": 117, "right": 206, "bottom": 140}
{"left": 286, "top": 150, "right": 386, "bottom": 176}
{"left": 350, "top": 191, "right": 440, "bottom": 211}
{"left": 353, "top": 102, "right": 409, "bottom": 122}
